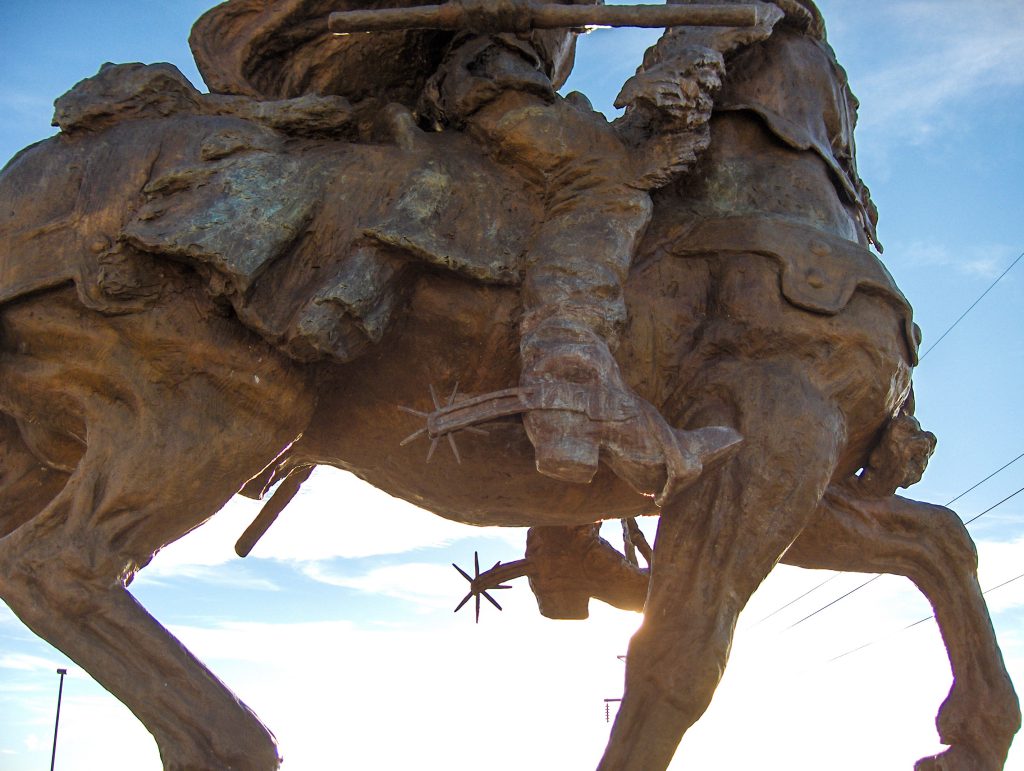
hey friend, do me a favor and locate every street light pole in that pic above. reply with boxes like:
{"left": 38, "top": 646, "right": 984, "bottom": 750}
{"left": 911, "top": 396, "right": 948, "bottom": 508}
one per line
{"left": 50, "top": 668, "right": 67, "bottom": 771}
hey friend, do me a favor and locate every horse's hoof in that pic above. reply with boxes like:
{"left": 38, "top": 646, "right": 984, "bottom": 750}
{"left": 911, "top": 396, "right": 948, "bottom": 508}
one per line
{"left": 915, "top": 745, "right": 997, "bottom": 771}
{"left": 934, "top": 680, "right": 1020, "bottom": 771}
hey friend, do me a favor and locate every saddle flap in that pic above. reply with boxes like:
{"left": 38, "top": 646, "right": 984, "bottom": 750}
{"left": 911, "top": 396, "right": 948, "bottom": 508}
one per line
{"left": 671, "top": 214, "right": 919, "bottom": 363}
{"left": 124, "top": 127, "right": 325, "bottom": 297}
{"left": 364, "top": 155, "right": 535, "bottom": 286}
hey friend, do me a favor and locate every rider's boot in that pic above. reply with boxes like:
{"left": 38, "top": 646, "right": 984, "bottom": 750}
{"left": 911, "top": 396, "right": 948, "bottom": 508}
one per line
{"left": 519, "top": 312, "right": 742, "bottom": 503}
{"left": 520, "top": 316, "right": 632, "bottom": 485}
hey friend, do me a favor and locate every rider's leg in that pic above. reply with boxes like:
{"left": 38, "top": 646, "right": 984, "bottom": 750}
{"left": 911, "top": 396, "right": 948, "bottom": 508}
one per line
{"left": 465, "top": 92, "right": 657, "bottom": 484}
{"left": 0, "top": 288, "right": 313, "bottom": 770}
{"left": 519, "top": 188, "right": 653, "bottom": 483}
{"left": 599, "top": 357, "right": 844, "bottom": 770}
{"left": 784, "top": 490, "right": 1021, "bottom": 771}
{"left": 525, "top": 524, "right": 649, "bottom": 619}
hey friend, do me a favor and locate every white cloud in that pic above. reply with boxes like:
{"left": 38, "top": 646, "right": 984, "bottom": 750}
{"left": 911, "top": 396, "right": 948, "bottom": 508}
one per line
{"left": 162, "top": 603, "right": 642, "bottom": 771}
{"left": 0, "top": 653, "right": 58, "bottom": 672}
{"left": 977, "top": 536, "right": 1024, "bottom": 613}
{"left": 138, "top": 563, "right": 282, "bottom": 592}
{"left": 854, "top": 0, "right": 1024, "bottom": 142}
{"left": 167, "top": 619, "right": 359, "bottom": 665}
{"left": 5, "top": 557, "right": 1022, "bottom": 770}
{"left": 889, "top": 239, "right": 1019, "bottom": 279}
{"left": 299, "top": 561, "right": 464, "bottom": 611}
{"left": 143, "top": 467, "right": 523, "bottom": 577}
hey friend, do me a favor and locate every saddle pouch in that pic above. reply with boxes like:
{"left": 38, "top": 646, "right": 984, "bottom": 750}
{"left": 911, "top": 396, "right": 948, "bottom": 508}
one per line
{"left": 671, "top": 215, "right": 919, "bottom": 363}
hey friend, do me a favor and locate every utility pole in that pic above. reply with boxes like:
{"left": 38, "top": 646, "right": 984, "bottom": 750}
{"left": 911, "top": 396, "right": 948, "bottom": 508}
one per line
{"left": 50, "top": 668, "right": 67, "bottom": 771}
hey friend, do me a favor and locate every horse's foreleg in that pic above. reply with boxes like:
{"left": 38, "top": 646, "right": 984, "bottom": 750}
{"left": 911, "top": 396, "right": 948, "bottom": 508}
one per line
{"left": 784, "top": 491, "right": 1021, "bottom": 770}
{"left": 598, "top": 363, "right": 843, "bottom": 770}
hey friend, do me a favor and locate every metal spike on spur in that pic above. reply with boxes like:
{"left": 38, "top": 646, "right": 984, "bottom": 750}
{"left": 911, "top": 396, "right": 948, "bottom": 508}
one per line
{"left": 398, "top": 381, "right": 489, "bottom": 463}
{"left": 452, "top": 551, "right": 512, "bottom": 623}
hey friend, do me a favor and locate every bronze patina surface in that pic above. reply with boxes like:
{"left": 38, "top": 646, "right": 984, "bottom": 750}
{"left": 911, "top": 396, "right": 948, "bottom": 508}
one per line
{"left": 0, "top": 1, "right": 1019, "bottom": 769}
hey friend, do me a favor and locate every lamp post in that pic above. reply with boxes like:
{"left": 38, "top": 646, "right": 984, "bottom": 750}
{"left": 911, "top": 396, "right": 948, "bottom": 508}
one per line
{"left": 50, "top": 668, "right": 67, "bottom": 771}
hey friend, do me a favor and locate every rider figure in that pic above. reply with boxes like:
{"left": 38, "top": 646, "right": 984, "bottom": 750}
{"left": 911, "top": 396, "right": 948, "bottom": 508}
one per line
{"left": 411, "top": 0, "right": 748, "bottom": 488}
{"left": 179, "top": 0, "right": 755, "bottom": 493}
{"left": 417, "top": 1, "right": 653, "bottom": 484}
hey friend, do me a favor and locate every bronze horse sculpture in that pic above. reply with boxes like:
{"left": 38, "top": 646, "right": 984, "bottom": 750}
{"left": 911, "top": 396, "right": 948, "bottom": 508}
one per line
{"left": 0, "top": 0, "right": 1019, "bottom": 769}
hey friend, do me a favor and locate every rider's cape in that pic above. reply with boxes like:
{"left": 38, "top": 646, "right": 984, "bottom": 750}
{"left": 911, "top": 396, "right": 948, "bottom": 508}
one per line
{"left": 190, "top": 0, "right": 453, "bottom": 106}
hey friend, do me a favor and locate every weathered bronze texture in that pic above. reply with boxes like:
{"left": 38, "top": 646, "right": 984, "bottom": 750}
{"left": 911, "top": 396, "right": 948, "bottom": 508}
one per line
{"left": 327, "top": 1, "right": 778, "bottom": 34}
{"left": 0, "top": 0, "right": 1019, "bottom": 769}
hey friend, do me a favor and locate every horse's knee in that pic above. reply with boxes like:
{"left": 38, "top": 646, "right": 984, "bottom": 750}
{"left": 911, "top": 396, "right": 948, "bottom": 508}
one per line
{"left": 922, "top": 502, "right": 978, "bottom": 575}
{"left": 627, "top": 620, "right": 728, "bottom": 717}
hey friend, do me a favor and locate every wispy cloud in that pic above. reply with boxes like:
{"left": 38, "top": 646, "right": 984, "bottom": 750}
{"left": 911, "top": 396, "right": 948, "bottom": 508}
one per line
{"left": 300, "top": 561, "right": 463, "bottom": 610}
{"left": 143, "top": 468, "right": 523, "bottom": 576}
{"left": 0, "top": 653, "right": 57, "bottom": 672}
{"left": 0, "top": 88, "right": 53, "bottom": 124}
{"left": 888, "top": 239, "right": 1019, "bottom": 279}
{"left": 138, "top": 564, "right": 281, "bottom": 592}
{"left": 854, "top": 0, "right": 1024, "bottom": 143}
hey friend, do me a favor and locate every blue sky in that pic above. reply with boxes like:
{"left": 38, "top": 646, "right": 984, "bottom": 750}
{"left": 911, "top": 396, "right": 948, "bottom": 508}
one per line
{"left": 1, "top": 1, "right": 1022, "bottom": 769}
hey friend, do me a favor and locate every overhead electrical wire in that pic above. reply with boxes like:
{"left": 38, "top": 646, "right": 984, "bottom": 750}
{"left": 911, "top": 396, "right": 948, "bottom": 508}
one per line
{"left": 946, "top": 451, "right": 1024, "bottom": 507}
{"left": 756, "top": 573, "right": 839, "bottom": 624}
{"left": 827, "top": 571, "right": 1024, "bottom": 663}
{"left": 779, "top": 473, "right": 1023, "bottom": 631}
{"left": 963, "top": 485, "right": 1024, "bottom": 526}
{"left": 917, "top": 248, "right": 1024, "bottom": 362}
{"left": 786, "top": 575, "right": 880, "bottom": 630}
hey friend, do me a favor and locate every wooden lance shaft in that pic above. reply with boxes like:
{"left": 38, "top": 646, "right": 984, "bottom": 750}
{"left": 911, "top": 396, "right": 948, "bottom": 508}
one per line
{"left": 328, "top": 1, "right": 781, "bottom": 34}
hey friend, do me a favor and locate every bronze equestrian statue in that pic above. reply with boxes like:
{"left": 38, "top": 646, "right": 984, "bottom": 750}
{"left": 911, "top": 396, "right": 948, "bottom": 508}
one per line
{"left": 0, "top": 0, "right": 1018, "bottom": 768}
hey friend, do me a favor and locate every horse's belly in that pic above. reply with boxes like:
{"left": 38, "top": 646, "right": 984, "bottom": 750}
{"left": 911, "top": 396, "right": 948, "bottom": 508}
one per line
{"left": 300, "top": 272, "right": 655, "bottom": 527}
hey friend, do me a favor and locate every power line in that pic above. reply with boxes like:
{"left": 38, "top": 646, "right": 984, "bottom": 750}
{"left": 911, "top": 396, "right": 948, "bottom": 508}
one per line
{"left": 964, "top": 485, "right": 1024, "bottom": 526}
{"left": 785, "top": 483, "right": 1022, "bottom": 631}
{"left": 756, "top": 573, "right": 838, "bottom": 624}
{"left": 945, "top": 452, "right": 1024, "bottom": 507}
{"left": 918, "top": 248, "right": 1024, "bottom": 362}
{"left": 762, "top": 450, "right": 1023, "bottom": 626}
{"left": 787, "top": 575, "right": 880, "bottom": 630}
{"left": 828, "top": 571, "right": 1024, "bottom": 663}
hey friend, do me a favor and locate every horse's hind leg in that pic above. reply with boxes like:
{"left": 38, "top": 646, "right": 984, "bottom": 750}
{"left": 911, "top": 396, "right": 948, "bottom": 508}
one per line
{"left": 0, "top": 457, "right": 284, "bottom": 770}
{"left": 784, "top": 491, "right": 1021, "bottom": 770}
{"left": 0, "top": 289, "right": 314, "bottom": 769}
{"left": 0, "top": 411, "right": 70, "bottom": 537}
